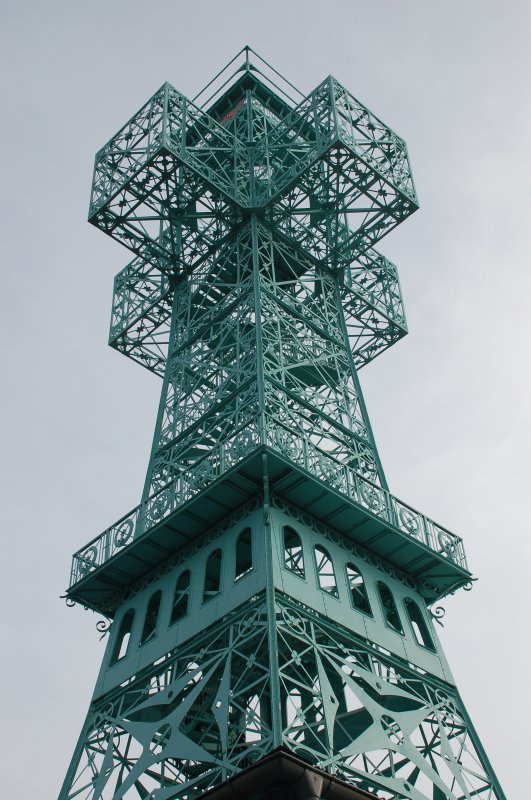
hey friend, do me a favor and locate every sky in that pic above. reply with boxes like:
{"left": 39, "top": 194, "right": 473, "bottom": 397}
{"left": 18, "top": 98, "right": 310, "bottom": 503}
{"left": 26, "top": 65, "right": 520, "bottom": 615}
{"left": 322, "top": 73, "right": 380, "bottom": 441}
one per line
{"left": 0, "top": 1, "right": 529, "bottom": 797}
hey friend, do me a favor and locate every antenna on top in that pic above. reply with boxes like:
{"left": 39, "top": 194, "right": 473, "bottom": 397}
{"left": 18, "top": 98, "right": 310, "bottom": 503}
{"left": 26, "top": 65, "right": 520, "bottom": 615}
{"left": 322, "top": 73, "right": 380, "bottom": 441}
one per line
{"left": 192, "top": 45, "right": 304, "bottom": 110}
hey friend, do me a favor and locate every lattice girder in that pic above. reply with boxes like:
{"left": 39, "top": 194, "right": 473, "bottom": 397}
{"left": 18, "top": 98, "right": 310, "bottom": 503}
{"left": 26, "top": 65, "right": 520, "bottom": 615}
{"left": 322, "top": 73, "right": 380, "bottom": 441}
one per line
{"left": 90, "top": 83, "right": 246, "bottom": 214}
{"left": 90, "top": 72, "right": 417, "bottom": 280}
{"left": 109, "top": 232, "right": 407, "bottom": 377}
{"left": 94, "top": 69, "right": 415, "bottom": 383}
{"left": 110, "top": 256, "right": 173, "bottom": 375}
{"left": 141, "top": 217, "right": 389, "bottom": 506}
{"left": 254, "top": 77, "right": 416, "bottom": 207}
{"left": 92, "top": 155, "right": 239, "bottom": 272}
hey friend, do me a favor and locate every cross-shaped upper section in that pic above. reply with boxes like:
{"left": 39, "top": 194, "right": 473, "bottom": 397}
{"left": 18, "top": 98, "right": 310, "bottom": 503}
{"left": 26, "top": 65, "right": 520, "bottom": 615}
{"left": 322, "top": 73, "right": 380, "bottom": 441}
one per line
{"left": 89, "top": 47, "right": 418, "bottom": 276}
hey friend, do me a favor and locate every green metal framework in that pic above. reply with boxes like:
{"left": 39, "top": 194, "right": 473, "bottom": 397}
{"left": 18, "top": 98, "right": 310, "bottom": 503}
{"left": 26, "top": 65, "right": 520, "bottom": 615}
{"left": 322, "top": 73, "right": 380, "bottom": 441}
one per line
{"left": 60, "top": 49, "right": 504, "bottom": 800}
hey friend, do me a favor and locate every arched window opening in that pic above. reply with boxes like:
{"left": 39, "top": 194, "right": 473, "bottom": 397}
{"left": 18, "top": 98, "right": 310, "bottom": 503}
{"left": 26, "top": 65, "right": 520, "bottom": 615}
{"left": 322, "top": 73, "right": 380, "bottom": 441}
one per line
{"left": 377, "top": 582, "right": 403, "bottom": 634}
{"left": 235, "top": 527, "right": 253, "bottom": 580}
{"left": 170, "top": 570, "right": 190, "bottom": 625}
{"left": 141, "top": 590, "right": 162, "bottom": 645}
{"left": 283, "top": 526, "right": 305, "bottom": 578}
{"left": 346, "top": 563, "right": 372, "bottom": 616}
{"left": 314, "top": 545, "right": 338, "bottom": 596}
{"left": 111, "top": 609, "right": 135, "bottom": 663}
{"left": 405, "top": 598, "right": 435, "bottom": 651}
{"left": 203, "top": 549, "right": 222, "bottom": 603}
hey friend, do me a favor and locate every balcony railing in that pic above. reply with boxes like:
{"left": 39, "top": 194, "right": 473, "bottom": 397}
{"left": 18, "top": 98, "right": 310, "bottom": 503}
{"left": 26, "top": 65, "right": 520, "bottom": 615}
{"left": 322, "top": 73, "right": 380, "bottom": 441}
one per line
{"left": 70, "top": 425, "right": 467, "bottom": 588}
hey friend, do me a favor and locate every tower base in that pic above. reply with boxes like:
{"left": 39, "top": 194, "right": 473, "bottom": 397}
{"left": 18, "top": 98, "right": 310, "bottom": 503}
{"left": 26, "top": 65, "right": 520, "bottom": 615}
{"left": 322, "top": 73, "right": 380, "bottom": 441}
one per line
{"left": 198, "top": 750, "right": 372, "bottom": 800}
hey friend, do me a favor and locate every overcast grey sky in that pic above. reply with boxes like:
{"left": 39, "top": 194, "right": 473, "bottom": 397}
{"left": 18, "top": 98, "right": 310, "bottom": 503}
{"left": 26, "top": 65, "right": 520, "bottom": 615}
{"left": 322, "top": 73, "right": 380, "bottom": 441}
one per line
{"left": 0, "top": 1, "right": 529, "bottom": 797}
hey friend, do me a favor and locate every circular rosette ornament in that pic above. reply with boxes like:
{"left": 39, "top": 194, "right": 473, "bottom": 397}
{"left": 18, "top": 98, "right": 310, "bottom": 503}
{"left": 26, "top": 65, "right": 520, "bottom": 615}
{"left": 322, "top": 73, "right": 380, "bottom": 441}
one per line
{"left": 437, "top": 529, "right": 458, "bottom": 560}
{"left": 78, "top": 545, "right": 98, "bottom": 576}
{"left": 237, "top": 606, "right": 264, "bottom": 638}
{"left": 191, "top": 458, "right": 213, "bottom": 491}
{"left": 147, "top": 489, "right": 171, "bottom": 523}
{"left": 281, "top": 607, "right": 308, "bottom": 636}
{"left": 398, "top": 506, "right": 420, "bottom": 537}
{"left": 274, "top": 427, "right": 302, "bottom": 463}
{"left": 226, "top": 426, "right": 255, "bottom": 466}
{"left": 317, "top": 452, "right": 342, "bottom": 488}
{"left": 114, "top": 516, "right": 135, "bottom": 549}
{"left": 359, "top": 480, "right": 384, "bottom": 514}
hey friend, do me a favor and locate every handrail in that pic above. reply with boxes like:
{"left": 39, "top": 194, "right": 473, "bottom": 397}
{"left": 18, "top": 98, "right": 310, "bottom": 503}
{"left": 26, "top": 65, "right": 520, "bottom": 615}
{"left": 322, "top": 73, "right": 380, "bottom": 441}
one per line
{"left": 70, "top": 434, "right": 467, "bottom": 588}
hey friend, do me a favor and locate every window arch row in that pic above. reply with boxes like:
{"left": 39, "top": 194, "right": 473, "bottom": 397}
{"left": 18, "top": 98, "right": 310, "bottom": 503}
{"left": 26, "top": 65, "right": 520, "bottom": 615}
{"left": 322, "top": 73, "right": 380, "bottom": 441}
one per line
{"left": 281, "top": 524, "right": 437, "bottom": 652}
{"left": 108, "top": 526, "right": 255, "bottom": 664}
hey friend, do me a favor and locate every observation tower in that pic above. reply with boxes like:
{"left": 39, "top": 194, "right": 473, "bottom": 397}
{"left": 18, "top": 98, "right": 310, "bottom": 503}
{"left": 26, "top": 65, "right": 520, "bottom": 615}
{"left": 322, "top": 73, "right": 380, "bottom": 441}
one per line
{"left": 59, "top": 48, "right": 505, "bottom": 800}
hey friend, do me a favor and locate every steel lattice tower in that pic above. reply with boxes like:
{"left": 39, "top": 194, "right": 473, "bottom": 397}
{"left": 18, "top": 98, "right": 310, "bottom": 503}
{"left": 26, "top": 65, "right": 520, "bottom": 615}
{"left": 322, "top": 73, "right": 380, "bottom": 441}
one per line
{"left": 60, "top": 48, "right": 505, "bottom": 800}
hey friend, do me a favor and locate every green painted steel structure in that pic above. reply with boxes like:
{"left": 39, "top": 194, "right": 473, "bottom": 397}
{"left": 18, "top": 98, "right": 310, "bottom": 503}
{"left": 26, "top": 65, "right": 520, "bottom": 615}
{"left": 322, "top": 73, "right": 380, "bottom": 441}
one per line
{"left": 60, "top": 49, "right": 504, "bottom": 800}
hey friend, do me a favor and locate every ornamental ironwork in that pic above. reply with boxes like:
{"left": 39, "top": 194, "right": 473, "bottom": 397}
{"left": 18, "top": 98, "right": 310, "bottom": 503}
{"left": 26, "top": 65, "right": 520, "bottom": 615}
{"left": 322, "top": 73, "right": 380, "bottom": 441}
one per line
{"left": 60, "top": 48, "right": 505, "bottom": 800}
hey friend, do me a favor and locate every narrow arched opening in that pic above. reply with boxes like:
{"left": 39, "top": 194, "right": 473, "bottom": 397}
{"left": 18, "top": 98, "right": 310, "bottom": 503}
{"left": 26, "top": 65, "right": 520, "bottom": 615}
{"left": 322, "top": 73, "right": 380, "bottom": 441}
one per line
{"left": 283, "top": 526, "right": 305, "bottom": 578}
{"left": 346, "top": 562, "right": 372, "bottom": 616}
{"left": 235, "top": 527, "right": 253, "bottom": 580}
{"left": 314, "top": 544, "right": 338, "bottom": 596}
{"left": 377, "top": 582, "right": 403, "bottom": 634}
{"left": 141, "top": 590, "right": 162, "bottom": 645}
{"left": 111, "top": 609, "right": 135, "bottom": 663}
{"left": 405, "top": 597, "right": 435, "bottom": 650}
{"left": 203, "top": 549, "right": 222, "bottom": 603}
{"left": 170, "top": 570, "right": 190, "bottom": 624}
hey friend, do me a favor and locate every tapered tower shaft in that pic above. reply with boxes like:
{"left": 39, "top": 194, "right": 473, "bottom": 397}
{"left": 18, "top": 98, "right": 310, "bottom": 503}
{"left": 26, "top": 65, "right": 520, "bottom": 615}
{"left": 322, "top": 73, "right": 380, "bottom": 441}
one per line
{"left": 60, "top": 48, "right": 505, "bottom": 800}
{"left": 141, "top": 216, "right": 388, "bottom": 513}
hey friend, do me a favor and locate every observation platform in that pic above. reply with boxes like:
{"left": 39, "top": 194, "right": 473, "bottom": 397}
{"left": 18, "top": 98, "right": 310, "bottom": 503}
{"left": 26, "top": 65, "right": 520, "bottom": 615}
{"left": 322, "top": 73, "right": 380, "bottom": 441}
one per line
{"left": 67, "top": 446, "right": 470, "bottom": 615}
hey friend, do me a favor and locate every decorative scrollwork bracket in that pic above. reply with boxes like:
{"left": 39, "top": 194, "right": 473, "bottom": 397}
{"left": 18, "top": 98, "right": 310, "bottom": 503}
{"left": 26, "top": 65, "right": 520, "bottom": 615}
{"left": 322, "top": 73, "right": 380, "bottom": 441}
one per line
{"left": 430, "top": 605, "right": 446, "bottom": 627}
{"left": 96, "top": 619, "right": 112, "bottom": 640}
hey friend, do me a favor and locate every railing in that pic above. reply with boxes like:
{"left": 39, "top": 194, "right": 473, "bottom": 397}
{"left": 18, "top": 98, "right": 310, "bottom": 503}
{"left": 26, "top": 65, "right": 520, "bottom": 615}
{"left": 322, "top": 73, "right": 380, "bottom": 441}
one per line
{"left": 70, "top": 422, "right": 262, "bottom": 586}
{"left": 265, "top": 420, "right": 466, "bottom": 569}
{"left": 70, "top": 423, "right": 466, "bottom": 588}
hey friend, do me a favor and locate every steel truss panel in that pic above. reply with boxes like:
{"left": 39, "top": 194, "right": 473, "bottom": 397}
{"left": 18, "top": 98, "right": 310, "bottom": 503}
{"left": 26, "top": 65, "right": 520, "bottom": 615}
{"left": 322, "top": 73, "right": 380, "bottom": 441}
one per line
{"left": 59, "top": 596, "right": 503, "bottom": 800}
{"left": 110, "top": 237, "right": 407, "bottom": 378}
{"left": 109, "top": 256, "right": 173, "bottom": 375}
